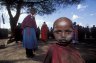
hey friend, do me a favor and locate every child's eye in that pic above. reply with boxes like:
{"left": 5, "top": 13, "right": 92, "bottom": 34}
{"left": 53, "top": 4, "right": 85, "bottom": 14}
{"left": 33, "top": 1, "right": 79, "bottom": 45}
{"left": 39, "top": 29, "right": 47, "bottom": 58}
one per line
{"left": 54, "top": 30, "right": 62, "bottom": 34}
{"left": 65, "top": 30, "right": 72, "bottom": 34}
{"left": 65, "top": 30, "right": 72, "bottom": 32}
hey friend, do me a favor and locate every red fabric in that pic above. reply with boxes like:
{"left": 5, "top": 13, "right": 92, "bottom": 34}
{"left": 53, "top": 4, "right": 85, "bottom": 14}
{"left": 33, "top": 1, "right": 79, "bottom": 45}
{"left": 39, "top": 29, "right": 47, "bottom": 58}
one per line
{"left": 44, "top": 44, "right": 85, "bottom": 63}
{"left": 41, "top": 23, "right": 48, "bottom": 42}
{"left": 21, "top": 15, "right": 37, "bottom": 31}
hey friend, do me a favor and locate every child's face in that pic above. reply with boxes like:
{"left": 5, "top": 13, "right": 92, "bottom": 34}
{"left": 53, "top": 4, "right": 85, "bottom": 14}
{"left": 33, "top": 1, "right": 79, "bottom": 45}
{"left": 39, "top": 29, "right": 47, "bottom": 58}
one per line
{"left": 53, "top": 21, "right": 73, "bottom": 44}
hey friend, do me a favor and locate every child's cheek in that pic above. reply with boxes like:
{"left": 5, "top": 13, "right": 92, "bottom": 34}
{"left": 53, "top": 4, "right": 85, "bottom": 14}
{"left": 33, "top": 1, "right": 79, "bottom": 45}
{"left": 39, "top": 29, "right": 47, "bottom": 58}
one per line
{"left": 66, "top": 34, "right": 73, "bottom": 41}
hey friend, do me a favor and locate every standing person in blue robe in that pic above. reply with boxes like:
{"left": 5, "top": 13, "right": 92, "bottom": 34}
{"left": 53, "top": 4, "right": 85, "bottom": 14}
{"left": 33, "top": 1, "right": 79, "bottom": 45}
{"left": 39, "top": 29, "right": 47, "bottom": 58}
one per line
{"left": 21, "top": 8, "right": 37, "bottom": 58}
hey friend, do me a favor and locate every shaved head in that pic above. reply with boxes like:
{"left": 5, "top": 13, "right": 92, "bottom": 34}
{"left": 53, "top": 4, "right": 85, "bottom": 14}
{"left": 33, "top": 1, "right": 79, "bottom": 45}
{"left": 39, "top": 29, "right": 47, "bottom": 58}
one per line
{"left": 53, "top": 17, "right": 74, "bottom": 45}
{"left": 53, "top": 17, "right": 73, "bottom": 29}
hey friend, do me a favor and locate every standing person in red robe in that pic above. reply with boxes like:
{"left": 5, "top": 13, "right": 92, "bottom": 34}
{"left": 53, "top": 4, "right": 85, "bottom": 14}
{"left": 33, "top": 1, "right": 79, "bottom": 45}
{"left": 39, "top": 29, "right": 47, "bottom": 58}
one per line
{"left": 44, "top": 17, "right": 85, "bottom": 63}
{"left": 21, "top": 8, "right": 38, "bottom": 58}
{"left": 41, "top": 22, "right": 49, "bottom": 42}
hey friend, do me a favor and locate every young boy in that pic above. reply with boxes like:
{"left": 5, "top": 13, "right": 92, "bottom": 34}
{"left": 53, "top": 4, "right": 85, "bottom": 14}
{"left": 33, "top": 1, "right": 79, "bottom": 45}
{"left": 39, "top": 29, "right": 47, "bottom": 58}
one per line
{"left": 44, "top": 17, "right": 85, "bottom": 63}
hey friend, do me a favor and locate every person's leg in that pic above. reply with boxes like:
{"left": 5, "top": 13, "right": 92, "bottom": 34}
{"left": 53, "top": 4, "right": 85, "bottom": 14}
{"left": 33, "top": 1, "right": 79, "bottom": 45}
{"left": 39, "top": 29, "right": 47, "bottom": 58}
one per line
{"left": 29, "top": 49, "right": 35, "bottom": 57}
{"left": 29, "top": 49, "right": 32, "bottom": 56}
{"left": 15, "top": 40, "right": 18, "bottom": 48}
{"left": 26, "top": 48, "right": 30, "bottom": 57}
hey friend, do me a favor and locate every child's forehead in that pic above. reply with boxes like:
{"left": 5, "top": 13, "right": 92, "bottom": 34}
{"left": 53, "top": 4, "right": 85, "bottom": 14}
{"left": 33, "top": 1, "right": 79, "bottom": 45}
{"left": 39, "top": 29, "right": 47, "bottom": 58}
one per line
{"left": 54, "top": 26, "right": 73, "bottom": 31}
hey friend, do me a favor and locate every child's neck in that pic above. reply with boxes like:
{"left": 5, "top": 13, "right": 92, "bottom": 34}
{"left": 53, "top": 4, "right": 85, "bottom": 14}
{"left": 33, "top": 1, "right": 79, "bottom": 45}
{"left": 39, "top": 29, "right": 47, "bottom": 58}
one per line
{"left": 56, "top": 42, "right": 71, "bottom": 47}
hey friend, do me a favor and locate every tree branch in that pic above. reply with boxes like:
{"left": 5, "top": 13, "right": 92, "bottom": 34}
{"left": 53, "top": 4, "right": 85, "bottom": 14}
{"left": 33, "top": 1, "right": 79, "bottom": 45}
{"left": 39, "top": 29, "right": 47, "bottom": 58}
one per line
{"left": 6, "top": 4, "right": 13, "bottom": 18}
{"left": 14, "top": 2, "right": 22, "bottom": 19}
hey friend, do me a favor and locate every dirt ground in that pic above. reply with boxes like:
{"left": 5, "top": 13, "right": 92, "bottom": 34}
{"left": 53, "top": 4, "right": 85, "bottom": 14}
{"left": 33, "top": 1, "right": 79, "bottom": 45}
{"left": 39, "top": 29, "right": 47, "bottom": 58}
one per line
{"left": 0, "top": 40, "right": 96, "bottom": 63}
{"left": 0, "top": 40, "right": 51, "bottom": 63}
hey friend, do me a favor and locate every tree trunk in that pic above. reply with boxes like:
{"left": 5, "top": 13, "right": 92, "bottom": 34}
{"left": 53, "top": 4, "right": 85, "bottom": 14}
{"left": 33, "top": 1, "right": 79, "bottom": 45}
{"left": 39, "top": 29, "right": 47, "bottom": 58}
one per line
{"left": 10, "top": 18, "right": 17, "bottom": 37}
{"left": 6, "top": 3, "right": 22, "bottom": 38}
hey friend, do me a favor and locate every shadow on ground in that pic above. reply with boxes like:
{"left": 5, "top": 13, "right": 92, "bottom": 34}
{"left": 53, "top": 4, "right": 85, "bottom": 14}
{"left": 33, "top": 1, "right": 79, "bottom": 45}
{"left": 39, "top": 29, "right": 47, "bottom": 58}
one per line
{"left": 0, "top": 59, "right": 34, "bottom": 63}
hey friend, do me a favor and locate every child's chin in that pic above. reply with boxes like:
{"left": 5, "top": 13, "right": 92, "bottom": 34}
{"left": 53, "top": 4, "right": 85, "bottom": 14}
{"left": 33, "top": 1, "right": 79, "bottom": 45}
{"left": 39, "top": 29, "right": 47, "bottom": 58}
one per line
{"left": 57, "top": 39, "right": 71, "bottom": 43}
{"left": 58, "top": 40, "right": 67, "bottom": 43}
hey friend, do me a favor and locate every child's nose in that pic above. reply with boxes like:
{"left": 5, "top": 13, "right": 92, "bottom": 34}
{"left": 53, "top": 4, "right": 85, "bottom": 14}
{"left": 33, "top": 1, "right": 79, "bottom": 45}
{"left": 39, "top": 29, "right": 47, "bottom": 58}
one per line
{"left": 61, "top": 32, "right": 66, "bottom": 38}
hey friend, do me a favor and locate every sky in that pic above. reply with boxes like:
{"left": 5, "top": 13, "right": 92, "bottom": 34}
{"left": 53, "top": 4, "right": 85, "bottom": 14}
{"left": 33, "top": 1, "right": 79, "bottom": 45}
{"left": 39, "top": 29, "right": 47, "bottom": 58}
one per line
{"left": 0, "top": 0, "right": 96, "bottom": 29}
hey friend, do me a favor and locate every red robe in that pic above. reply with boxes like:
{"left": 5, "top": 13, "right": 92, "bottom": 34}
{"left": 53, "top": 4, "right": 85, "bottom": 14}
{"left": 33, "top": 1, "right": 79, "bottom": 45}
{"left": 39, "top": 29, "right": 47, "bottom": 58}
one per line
{"left": 41, "top": 23, "right": 48, "bottom": 42}
{"left": 21, "top": 15, "right": 37, "bottom": 31}
{"left": 44, "top": 43, "right": 85, "bottom": 63}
